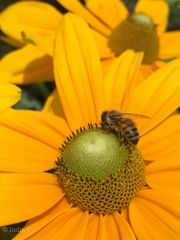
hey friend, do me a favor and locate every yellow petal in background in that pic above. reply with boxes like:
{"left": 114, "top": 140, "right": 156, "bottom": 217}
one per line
{"left": 92, "top": 29, "right": 114, "bottom": 59}
{"left": 54, "top": 13, "right": 104, "bottom": 130}
{"left": 140, "top": 65, "right": 154, "bottom": 79}
{"left": 57, "top": 0, "right": 111, "bottom": 36}
{"left": 160, "top": 31, "right": 180, "bottom": 59}
{"left": 0, "top": 71, "right": 12, "bottom": 83}
{"left": 140, "top": 61, "right": 165, "bottom": 78}
{"left": 0, "top": 173, "right": 63, "bottom": 226}
{"left": 86, "top": 0, "right": 128, "bottom": 29}
{"left": 0, "top": 44, "right": 54, "bottom": 84}
{"left": 135, "top": 0, "right": 169, "bottom": 36}
{"left": 0, "top": 81, "right": 21, "bottom": 113}
{"left": 0, "top": 1, "right": 62, "bottom": 55}
{"left": 43, "top": 90, "right": 64, "bottom": 117}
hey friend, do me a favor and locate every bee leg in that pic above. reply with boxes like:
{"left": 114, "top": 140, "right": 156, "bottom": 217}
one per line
{"left": 107, "top": 127, "right": 113, "bottom": 133}
{"left": 101, "top": 124, "right": 112, "bottom": 133}
{"left": 118, "top": 129, "right": 125, "bottom": 146}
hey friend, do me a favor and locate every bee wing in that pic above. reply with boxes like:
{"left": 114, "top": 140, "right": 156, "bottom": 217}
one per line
{"left": 123, "top": 112, "right": 151, "bottom": 119}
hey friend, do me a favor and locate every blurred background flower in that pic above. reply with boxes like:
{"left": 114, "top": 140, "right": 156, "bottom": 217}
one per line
{"left": 0, "top": 0, "right": 180, "bottom": 114}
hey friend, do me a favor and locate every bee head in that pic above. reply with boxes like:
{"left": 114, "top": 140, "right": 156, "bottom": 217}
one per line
{"left": 101, "top": 111, "right": 107, "bottom": 120}
{"left": 100, "top": 111, "right": 109, "bottom": 128}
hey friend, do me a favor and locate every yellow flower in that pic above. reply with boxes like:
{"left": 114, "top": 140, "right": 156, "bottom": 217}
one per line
{"left": 0, "top": 14, "right": 180, "bottom": 239}
{"left": 0, "top": 72, "right": 21, "bottom": 112}
{"left": 0, "top": 0, "right": 180, "bottom": 84}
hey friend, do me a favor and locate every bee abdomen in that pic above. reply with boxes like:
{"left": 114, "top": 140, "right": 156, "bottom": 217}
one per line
{"left": 124, "top": 128, "right": 139, "bottom": 145}
{"left": 129, "top": 136, "right": 139, "bottom": 145}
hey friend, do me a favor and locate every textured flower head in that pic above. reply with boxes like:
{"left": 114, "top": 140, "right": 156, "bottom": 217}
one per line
{"left": 0, "top": 14, "right": 180, "bottom": 240}
{"left": 0, "top": 0, "right": 180, "bottom": 84}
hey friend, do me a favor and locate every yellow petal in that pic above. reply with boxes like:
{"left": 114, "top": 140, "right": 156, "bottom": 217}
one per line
{"left": 153, "top": 60, "right": 165, "bottom": 69}
{"left": 0, "top": 1, "right": 62, "bottom": 55}
{"left": 57, "top": 0, "right": 111, "bottom": 36}
{"left": 160, "top": 31, "right": 180, "bottom": 59}
{"left": 0, "top": 109, "right": 70, "bottom": 172}
{"left": 20, "top": 208, "right": 88, "bottom": 240}
{"left": 140, "top": 64, "right": 155, "bottom": 78}
{"left": 113, "top": 213, "right": 136, "bottom": 240}
{"left": 145, "top": 158, "right": 180, "bottom": 196}
{"left": 54, "top": 13, "right": 104, "bottom": 130}
{"left": 139, "top": 115, "right": 180, "bottom": 161}
{"left": 0, "top": 173, "right": 63, "bottom": 226}
{"left": 146, "top": 157, "right": 180, "bottom": 174}
{"left": 92, "top": 29, "right": 114, "bottom": 59}
{"left": 0, "top": 82, "right": 21, "bottom": 113}
{"left": 13, "top": 198, "right": 71, "bottom": 240}
{"left": 129, "top": 189, "right": 180, "bottom": 240}
{"left": 102, "top": 58, "right": 147, "bottom": 88}
{"left": 102, "top": 58, "right": 115, "bottom": 75}
{"left": 104, "top": 50, "right": 143, "bottom": 110}
{"left": 147, "top": 172, "right": 180, "bottom": 198}
{"left": 43, "top": 90, "right": 64, "bottom": 117}
{"left": 90, "top": 213, "right": 136, "bottom": 240}
{"left": 0, "top": 71, "right": 12, "bottom": 82}
{"left": 0, "top": 44, "right": 54, "bottom": 84}
{"left": 98, "top": 215, "right": 108, "bottom": 240}
{"left": 135, "top": 0, "right": 169, "bottom": 36}
{"left": 106, "top": 215, "right": 121, "bottom": 240}
{"left": 84, "top": 214, "right": 99, "bottom": 239}
{"left": 86, "top": 0, "right": 128, "bottom": 29}
{"left": 125, "top": 58, "right": 180, "bottom": 135}
{"left": 57, "top": 210, "right": 89, "bottom": 240}
{"left": 96, "top": 215, "right": 116, "bottom": 240}
{"left": 141, "top": 60, "right": 165, "bottom": 75}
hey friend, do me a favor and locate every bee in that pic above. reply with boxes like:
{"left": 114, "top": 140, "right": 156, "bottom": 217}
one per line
{"left": 101, "top": 110, "right": 149, "bottom": 145}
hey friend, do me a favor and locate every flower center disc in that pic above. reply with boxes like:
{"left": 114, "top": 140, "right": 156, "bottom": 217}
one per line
{"left": 56, "top": 127, "right": 145, "bottom": 214}
{"left": 108, "top": 13, "right": 160, "bottom": 64}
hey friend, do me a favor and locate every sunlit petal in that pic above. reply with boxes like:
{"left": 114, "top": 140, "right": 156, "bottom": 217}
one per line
{"left": 129, "top": 189, "right": 180, "bottom": 240}
{"left": 0, "top": 45, "right": 53, "bottom": 84}
{"left": 0, "top": 173, "right": 63, "bottom": 226}
{"left": 54, "top": 13, "right": 104, "bottom": 130}
{"left": 0, "top": 1, "right": 62, "bottom": 55}
{"left": 160, "top": 31, "right": 180, "bottom": 59}
{"left": 86, "top": 0, "right": 128, "bottom": 29}
{"left": 57, "top": 0, "right": 111, "bottom": 36}
{"left": 0, "top": 109, "right": 70, "bottom": 172}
